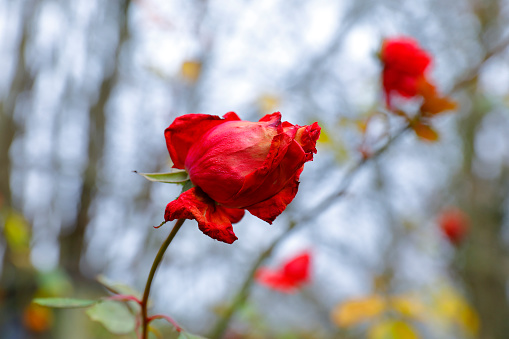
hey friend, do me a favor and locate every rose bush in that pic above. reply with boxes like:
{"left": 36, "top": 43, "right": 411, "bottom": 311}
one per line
{"left": 164, "top": 112, "right": 320, "bottom": 244}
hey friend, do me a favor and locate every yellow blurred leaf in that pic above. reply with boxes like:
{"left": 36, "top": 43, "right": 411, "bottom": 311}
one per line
{"left": 317, "top": 126, "right": 331, "bottom": 145}
{"left": 390, "top": 295, "right": 426, "bottom": 320}
{"left": 356, "top": 119, "right": 369, "bottom": 134}
{"left": 433, "top": 286, "right": 480, "bottom": 336}
{"left": 180, "top": 60, "right": 201, "bottom": 83}
{"left": 331, "top": 295, "right": 386, "bottom": 328}
{"left": 258, "top": 94, "right": 280, "bottom": 114}
{"left": 4, "top": 211, "right": 30, "bottom": 251}
{"left": 369, "top": 320, "right": 420, "bottom": 339}
{"left": 412, "top": 121, "right": 439, "bottom": 142}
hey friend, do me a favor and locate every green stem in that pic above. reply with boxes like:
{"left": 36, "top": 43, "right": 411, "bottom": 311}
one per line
{"left": 141, "top": 218, "right": 185, "bottom": 339}
{"left": 208, "top": 221, "right": 297, "bottom": 339}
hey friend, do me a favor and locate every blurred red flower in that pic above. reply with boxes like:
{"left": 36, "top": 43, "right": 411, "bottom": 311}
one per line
{"left": 164, "top": 112, "right": 320, "bottom": 244}
{"left": 381, "top": 37, "right": 432, "bottom": 108}
{"left": 255, "top": 251, "right": 311, "bottom": 293}
{"left": 438, "top": 208, "right": 469, "bottom": 245}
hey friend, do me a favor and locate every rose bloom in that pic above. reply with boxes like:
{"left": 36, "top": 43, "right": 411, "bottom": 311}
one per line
{"left": 438, "top": 208, "right": 469, "bottom": 245}
{"left": 255, "top": 251, "right": 311, "bottom": 293}
{"left": 381, "top": 37, "right": 431, "bottom": 108}
{"left": 164, "top": 112, "right": 320, "bottom": 244}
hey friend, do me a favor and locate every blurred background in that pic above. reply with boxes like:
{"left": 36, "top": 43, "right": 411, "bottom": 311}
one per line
{"left": 1, "top": 0, "right": 509, "bottom": 338}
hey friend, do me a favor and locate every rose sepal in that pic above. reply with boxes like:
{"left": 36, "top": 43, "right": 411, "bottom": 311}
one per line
{"left": 135, "top": 169, "right": 189, "bottom": 184}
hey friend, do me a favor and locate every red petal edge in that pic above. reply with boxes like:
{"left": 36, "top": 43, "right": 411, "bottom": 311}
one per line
{"left": 282, "top": 251, "right": 311, "bottom": 283}
{"left": 165, "top": 112, "right": 241, "bottom": 169}
{"left": 246, "top": 168, "right": 302, "bottom": 224}
{"left": 255, "top": 268, "right": 300, "bottom": 293}
{"left": 164, "top": 187, "right": 244, "bottom": 244}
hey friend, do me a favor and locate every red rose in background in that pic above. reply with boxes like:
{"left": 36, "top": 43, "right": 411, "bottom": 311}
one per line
{"left": 164, "top": 112, "right": 320, "bottom": 244}
{"left": 381, "top": 37, "right": 432, "bottom": 108}
{"left": 255, "top": 251, "right": 311, "bottom": 293}
{"left": 438, "top": 208, "right": 469, "bottom": 245}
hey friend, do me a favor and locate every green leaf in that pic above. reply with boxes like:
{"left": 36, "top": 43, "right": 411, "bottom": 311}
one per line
{"left": 135, "top": 170, "right": 189, "bottom": 184}
{"left": 86, "top": 300, "right": 136, "bottom": 335}
{"left": 33, "top": 298, "right": 97, "bottom": 309}
{"left": 181, "top": 180, "right": 195, "bottom": 193}
{"left": 178, "top": 331, "right": 208, "bottom": 339}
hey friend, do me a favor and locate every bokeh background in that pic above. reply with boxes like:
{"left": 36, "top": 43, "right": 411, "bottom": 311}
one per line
{"left": 1, "top": 0, "right": 509, "bottom": 338}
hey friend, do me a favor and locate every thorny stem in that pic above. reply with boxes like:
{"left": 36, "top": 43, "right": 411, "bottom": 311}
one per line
{"left": 141, "top": 218, "right": 185, "bottom": 339}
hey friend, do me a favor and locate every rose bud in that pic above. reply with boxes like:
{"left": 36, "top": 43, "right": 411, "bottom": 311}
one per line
{"left": 255, "top": 251, "right": 311, "bottom": 293}
{"left": 164, "top": 112, "right": 320, "bottom": 244}
{"left": 380, "top": 37, "right": 431, "bottom": 108}
{"left": 438, "top": 208, "right": 469, "bottom": 245}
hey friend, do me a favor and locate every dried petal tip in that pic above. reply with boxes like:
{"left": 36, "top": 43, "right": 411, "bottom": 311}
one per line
{"left": 164, "top": 187, "right": 243, "bottom": 244}
{"left": 295, "top": 122, "right": 321, "bottom": 156}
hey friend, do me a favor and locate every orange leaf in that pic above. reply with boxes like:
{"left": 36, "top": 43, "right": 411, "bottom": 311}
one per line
{"left": 412, "top": 121, "right": 439, "bottom": 142}
{"left": 418, "top": 78, "right": 457, "bottom": 115}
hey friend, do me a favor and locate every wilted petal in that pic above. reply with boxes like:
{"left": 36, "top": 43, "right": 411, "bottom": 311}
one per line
{"left": 164, "top": 187, "right": 240, "bottom": 244}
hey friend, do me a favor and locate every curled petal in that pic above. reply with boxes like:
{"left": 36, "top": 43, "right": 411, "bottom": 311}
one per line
{"left": 294, "top": 122, "right": 321, "bottom": 157}
{"left": 165, "top": 112, "right": 240, "bottom": 169}
{"left": 228, "top": 132, "right": 304, "bottom": 208}
{"left": 164, "top": 187, "right": 242, "bottom": 244}
{"left": 259, "top": 112, "right": 283, "bottom": 131}
{"left": 247, "top": 168, "right": 302, "bottom": 224}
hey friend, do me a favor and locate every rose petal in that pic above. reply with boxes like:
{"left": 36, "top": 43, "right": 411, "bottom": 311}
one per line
{"left": 227, "top": 132, "right": 305, "bottom": 209}
{"left": 218, "top": 206, "right": 245, "bottom": 224}
{"left": 282, "top": 252, "right": 311, "bottom": 282}
{"left": 164, "top": 112, "right": 240, "bottom": 169}
{"left": 164, "top": 187, "right": 239, "bottom": 244}
{"left": 185, "top": 114, "right": 285, "bottom": 204}
{"left": 294, "top": 122, "right": 321, "bottom": 157}
{"left": 381, "top": 38, "right": 431, "bottom": 75}
{"left": 255, "top": 268, "right": 300, "bottom": 293}
{"left": 246, "top": 167, "right": 302, "bottom": 224}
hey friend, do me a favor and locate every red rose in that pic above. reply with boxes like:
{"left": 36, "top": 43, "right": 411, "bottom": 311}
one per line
{"left": 438, "top": 208, "right": 469, "bottom": 245}
{"left": 255, "top": 251, "right": 311, "bottom": 293}
{"left": 381, "top": 37, "right": 431, "bottom": 108}
{"left": 164, "top": 112, "right": 320, "bottom": 244}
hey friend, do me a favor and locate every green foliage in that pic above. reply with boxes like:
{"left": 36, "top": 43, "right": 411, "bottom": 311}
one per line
{"left": 85, "top": 300, "right": 136, "bottom": 335}
{"left": 33, "top": 298, "right": 97, "bottom": 308}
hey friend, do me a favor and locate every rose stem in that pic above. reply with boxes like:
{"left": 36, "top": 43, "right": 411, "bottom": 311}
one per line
{"left": 209, "top": 221, "right": 297, "bottom": 339}
{"left": 141, "top": 218, "right": 185, "bottom": 339}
